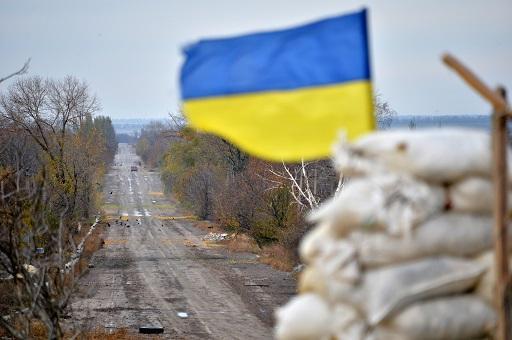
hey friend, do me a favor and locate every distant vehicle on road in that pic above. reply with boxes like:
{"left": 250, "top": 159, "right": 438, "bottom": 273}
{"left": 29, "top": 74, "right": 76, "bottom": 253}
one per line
{"left": 131, "top": 166, "right": 138, "bottom": 172}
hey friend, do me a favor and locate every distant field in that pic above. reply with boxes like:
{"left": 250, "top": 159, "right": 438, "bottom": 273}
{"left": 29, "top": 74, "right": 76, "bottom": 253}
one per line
{"left": 112, "top": 115, "right": 493, "bottom": 138}
{"left": 388, "top": 114, "right": 490, "bottom": 130}
{"left": 112, "top": 118, "right": 165, "bottom": 136}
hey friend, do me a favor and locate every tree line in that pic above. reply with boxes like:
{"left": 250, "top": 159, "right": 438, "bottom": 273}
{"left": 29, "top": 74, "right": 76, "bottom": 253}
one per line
{"left": 136, "top": 116, "right": 339, "bottom": 263}
{"left": 0, "top": 75, "right": 116, "bottom": 339}
{"left": 136, "top": 100, "right": 395, "bottom": 265}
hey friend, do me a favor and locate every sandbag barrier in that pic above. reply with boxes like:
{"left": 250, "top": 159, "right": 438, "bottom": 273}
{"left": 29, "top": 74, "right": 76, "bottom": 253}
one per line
{"left": 275, "top": 129, "right": 503, "bottom": 340}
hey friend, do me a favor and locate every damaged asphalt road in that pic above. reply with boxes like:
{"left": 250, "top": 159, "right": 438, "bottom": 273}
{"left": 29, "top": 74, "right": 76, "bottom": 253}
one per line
{"left": 71, "top": 143, "right": 296, "bottom": 339}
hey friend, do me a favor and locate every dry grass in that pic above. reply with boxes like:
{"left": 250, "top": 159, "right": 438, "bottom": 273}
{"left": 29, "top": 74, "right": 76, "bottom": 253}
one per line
{"left": 194, "top": 220, "right": 217, "bottom": 231}
{"left": 183, "top": 239, "right": 199, "bottom": 247}
{"left": 226, "top": 233, "right": 260, "bottom": 253}
{"left": 148, "top": 191, "right": 164, "bottom": 196}
{"left": 2, "top": 324, "right": 162, "bottom": 340}
{"left": 259, "top": 244, "right": 295, "bottom": 272}
{"left": 30, "top": 320, "right": 47, "bottom": 338}
{"left": 74, "top": 222, "right": 105, "bottom": 277}
{"left": 76, "top": 328, "right": 158, "bottom": 339}
{"left": 103, "top": 239, "right": 128, "bottom": 246}
{"left": 0, "top": 319, "right": 48, "bottom": 339}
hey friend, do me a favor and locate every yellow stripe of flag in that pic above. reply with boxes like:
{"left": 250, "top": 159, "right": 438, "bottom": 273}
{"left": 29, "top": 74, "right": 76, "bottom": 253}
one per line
{"left": 185, "top": 81, "right": 373, "bottom": 161}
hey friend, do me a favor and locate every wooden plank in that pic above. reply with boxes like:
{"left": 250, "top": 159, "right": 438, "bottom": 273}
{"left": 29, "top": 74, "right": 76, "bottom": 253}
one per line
{"left": 443, "top": 54, "right": 508, "bottom": 113}
{"left": 443, "top": 53, "right": 511, "bottom": 339}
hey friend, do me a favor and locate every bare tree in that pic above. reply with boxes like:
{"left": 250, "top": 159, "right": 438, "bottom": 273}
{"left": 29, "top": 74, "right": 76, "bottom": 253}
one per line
{"left": 375, "top": 93, "right": 397, "bottom": 129}
{"left": 0, "top": 76, "right": 100, "bottom": 215}
{"left": 0, "top": 161, "right": 79, "bottom": 339}
{"left": 264, "top": 96, "right": 395, "bottom": 211}
{"left": 0, "top": 59, "right": 30, "bottom": 85}
{"left": 267, "top": 160, "right": 340, "bottom": 211}
{"left": 0, "top": 75, "right": 108, "bottom": 339}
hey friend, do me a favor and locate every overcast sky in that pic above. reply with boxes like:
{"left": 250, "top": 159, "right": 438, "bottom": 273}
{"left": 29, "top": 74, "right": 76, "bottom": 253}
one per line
{"left": 1, "top": 0, "right": 511, "bottom": 119}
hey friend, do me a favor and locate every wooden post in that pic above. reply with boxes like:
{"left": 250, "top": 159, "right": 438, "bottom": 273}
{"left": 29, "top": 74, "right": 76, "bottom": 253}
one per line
{"left": 493, "top": 88, "right": 511, "bottom": 340}
{"left": 442, "top": 53, "right": 511, "bottom": 339}
{"left": 442, "top": 54, "right": 508, "bottom": 113}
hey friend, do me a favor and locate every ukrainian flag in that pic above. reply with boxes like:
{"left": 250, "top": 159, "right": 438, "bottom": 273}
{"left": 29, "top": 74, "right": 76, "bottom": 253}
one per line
{"left": 180, "top": 9, "right": 374, "bottom": 162}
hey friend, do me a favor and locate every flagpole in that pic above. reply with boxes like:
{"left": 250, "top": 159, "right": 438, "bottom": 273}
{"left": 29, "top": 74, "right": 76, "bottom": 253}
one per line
{"left": 442, "top": 53, "right": 511, "bottom": 340}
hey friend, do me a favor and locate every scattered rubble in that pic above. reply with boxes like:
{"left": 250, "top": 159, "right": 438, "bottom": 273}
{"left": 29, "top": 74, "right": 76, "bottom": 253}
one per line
{"left": 105, "top": 321, "right": 116, "bottom": 329}
{"left": 202, "top": 232, "right": 232, "bottom": 242}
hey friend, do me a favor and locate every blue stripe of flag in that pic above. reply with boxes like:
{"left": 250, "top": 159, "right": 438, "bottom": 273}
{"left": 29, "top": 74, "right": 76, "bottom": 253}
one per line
{"left": 181, "top": 9, "right": 370, "bottom": 100}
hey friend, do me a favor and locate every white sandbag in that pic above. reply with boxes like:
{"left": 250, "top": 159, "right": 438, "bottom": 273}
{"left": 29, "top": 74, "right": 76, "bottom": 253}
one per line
{"left": 300, "top": 256, "right": 485, "bottom": 325}
{"left": 274, "top": 293, "right": 331, "bottom": 340}
{"left": 308, "top": 174, "right": 445, "bottom": 237}
{"left": 300, "top": 231, "right": 361, "bottom": 284}
{"left": 475, "top": 251, "right": 512, "bottom": 305}
{"left": 449, "top": 176, "right": 512, "bottom": 213}
{"left": 361, "top": 257, "right": 485, "bottom": 325}
{"left": 299, "top": 222, "right": 336, "bottom": 264}
{"left": 314, "top": 240, "right": 360, "bottom": 284}
{"left": 332, "top": 132, "right": 390, "bottom": 178}
{"left": 307, "top": 179, "right": 387, "bottom": 236}
{"left": 298, "top": 266, "right": 363, "bottom": 307}
{"left": 475, "top": 251, "right": 496, "bottom": 305}
{"left": 334, "top": 128, "right": 512, "bottom": 183}
{"left": 350, "top": 213, "right": 497, "bottom": 268}
{"left": 386, "top": 295, "right": 496, "bottom": 339}
{"left": 330, "top": 303, "right": 367, "bottom": 340}
{"left": 365, "top": 327, "right": 408, "bottom": 340}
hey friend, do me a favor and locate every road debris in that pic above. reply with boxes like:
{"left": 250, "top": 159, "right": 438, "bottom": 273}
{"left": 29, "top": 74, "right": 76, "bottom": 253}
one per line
{"left": 139, "top": 326, "right": 164, "bottom": 334}
{"left": 183, "top": 240, "right": 198, "bottom": 247}
{"left": 177, "top": 312, "right": 188, "bottom": 319}
{"left": 202, "top": 232, "right": 232, "bottom": 242}
{"left": 105, "top": 321, "right": 116, "bottom": 329}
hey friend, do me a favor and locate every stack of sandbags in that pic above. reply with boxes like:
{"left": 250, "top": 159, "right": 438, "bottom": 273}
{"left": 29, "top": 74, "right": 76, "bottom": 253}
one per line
{"left": 275, "top": 128, "right": 507, "bottom": 340}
